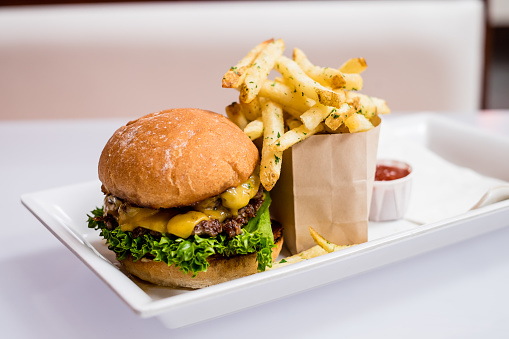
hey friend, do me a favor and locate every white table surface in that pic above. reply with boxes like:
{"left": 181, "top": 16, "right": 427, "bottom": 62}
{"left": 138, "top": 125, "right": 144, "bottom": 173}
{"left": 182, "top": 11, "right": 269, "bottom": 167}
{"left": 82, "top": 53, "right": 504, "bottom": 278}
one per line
{"left": 1, "top": 112, "right": 509, "bottom": 338}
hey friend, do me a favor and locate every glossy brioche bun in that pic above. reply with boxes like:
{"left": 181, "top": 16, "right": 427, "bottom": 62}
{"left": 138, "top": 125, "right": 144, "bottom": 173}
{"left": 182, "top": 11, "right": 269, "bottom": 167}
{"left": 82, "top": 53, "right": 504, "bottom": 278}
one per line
{"left": 98, "top": 108, "right": 259, "bottom": 209}
{"left": 121, "top": 223, "right": 284, "bottom": 289}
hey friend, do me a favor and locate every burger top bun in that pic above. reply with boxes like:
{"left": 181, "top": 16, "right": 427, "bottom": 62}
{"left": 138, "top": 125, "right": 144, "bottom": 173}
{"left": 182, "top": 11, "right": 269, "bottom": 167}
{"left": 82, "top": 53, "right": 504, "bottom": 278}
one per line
{"left": 98, "top": 108, "right": 259, "bottom": 209}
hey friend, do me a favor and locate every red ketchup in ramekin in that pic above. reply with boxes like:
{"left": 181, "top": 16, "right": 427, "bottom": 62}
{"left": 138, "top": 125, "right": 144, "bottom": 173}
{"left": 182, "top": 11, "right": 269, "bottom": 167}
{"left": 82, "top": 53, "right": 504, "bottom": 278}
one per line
{"left": 375, "top": 164, "right": 411, "bottom": 181}
{"left": 369, "top": 160, "right": 413, "bottom": 221}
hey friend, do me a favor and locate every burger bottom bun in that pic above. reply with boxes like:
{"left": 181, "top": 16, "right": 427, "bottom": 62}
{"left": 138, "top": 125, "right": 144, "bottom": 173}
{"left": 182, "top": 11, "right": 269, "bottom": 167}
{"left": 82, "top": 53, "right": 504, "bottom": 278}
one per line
{"left": 121, "top": 224, "right": 284, "bottom": 289}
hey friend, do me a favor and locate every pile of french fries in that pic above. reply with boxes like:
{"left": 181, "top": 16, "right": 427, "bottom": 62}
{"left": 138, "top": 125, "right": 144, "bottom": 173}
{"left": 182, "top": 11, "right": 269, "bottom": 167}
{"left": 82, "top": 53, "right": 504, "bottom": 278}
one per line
{"left": 222, "top": 38, "right": 390, "bottom": 191}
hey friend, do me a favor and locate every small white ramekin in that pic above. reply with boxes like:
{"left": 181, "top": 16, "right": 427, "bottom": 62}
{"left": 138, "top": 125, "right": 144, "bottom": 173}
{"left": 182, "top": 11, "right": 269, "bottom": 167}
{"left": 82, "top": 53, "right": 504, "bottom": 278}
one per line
{"left": 369, "top": 159, "right": 413, "bottom": 222}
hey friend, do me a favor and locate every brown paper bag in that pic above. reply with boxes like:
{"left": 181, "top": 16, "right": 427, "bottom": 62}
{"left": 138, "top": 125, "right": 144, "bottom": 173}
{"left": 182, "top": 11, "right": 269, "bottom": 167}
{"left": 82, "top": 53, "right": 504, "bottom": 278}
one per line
{"left": 270, "top": 120, "right": 381, "bottom": 254}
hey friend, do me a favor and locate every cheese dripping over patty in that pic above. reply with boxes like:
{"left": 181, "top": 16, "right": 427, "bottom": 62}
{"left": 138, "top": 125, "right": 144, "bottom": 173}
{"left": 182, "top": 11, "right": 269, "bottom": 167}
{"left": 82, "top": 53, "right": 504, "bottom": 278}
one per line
{"left": 109, "top": 173, "right": 260, "bottom": 238}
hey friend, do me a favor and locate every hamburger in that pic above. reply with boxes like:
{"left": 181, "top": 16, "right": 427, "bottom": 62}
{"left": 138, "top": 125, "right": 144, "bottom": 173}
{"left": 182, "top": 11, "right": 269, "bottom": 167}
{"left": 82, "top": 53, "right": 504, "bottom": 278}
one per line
{"left": 87, "top": 108, "right": 283, "bottom": 289}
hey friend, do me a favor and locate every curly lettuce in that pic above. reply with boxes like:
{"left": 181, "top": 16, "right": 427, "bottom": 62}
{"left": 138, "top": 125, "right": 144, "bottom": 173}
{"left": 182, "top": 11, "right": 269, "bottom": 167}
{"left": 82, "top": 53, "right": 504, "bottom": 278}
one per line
{"left": 87, "top": 193, "right": 275, "bottom": 276}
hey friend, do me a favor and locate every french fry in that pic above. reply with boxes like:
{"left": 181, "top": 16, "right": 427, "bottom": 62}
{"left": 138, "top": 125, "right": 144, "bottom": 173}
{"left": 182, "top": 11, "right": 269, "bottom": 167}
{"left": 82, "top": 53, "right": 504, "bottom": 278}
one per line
{"left": 258, "top": 79, "right": 315, "bottom": 116}
{"left": 225, "top": 102, "right": 248, "bottom": 130}
{"left": 240, "top": 39, "right": 285, "bottom": 103}
{"left": 309, "top": 226, "right": 355, "bottom": 253}
{"left": 370, "top": 114, "right": 382, "bottom": 127}
{"left": 346, "top": 96, "right": 361, "bottom": 111}
{"left": 239, "top": 96, "right": 262, "bottom": 121}
{"left": 285, "top": 116, "right": 302, "bottom": 130}
{"left": 344, "top": 113, "right": 374, "bottom": 133}
{"left": 275, "top": 56, "right": 342, "bottom": 108}
{"left": 339, "top": 57, "right": 367, "bottom": 74}
{"left": 260, "top": 100, "right": 285, "bottom": 191}
{"left": 324, "top": 123, "right": 350, "bottom": 134}
{"left": 371, "top": 96, "right": 391, "bottom": 114}
{"left": 283, "top": 106, "right": 306, "bottom": 119}
{"left": 268, "top": 245, "right": 328, "bottom": 270}
{"left": 270, "top": 123, "right": 324, "bottom": 153}
{"left": 243, "top": 117, "right": 263, "bottom": 140}
{"left": 324, "top": 102, "right": 355, "bottom": 131}
{"left": 300, "top": 103, "right": 341, "bottom": 130}
{"left": 222, "top": 39, "right": 274, "bottom": 89}
{"left": 345, "top": 91, "right": 390, "bottom": 118}
{"left": 293, "top": 48, "right": 345, "bottom": 89}
{"left": 341, "top": 73, "right": 363, "bottom": 91}
{"left": 273, "top": 76, "right": 287, "bottom": 85}
{"left": 293, "top": 48, "right": 363, "bottom": 90}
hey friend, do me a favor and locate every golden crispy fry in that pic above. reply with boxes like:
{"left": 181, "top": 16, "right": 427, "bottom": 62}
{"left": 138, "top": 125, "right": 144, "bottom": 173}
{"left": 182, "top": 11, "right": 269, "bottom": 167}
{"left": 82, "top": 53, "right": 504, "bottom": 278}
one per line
{"left": 243, "top": 117, "right": 263, "bottom": 140}
{"left": 283, "top": 106, "right": 306, "bottom": 119}
{"left": 342, "top": 73, "right": 363, "bottom": 91}
{"left": 270, "top": 123, "right": 324, "bottom": 153}
{"left": 273, "top": 76, "right": 287, "bottom": 85}
{"left": 275, "top": 56, "right": 342, "bottom": 108}
{"left": 222, "top": 39, "right": 274, "bottom": 88}
{"left": 258, "top": 79, "right": 315, "bottom": 116}
{"left": 344, "top": 113, "right": 374, "bottom": 133}
{"left": 346, "top": 96, "right": 361, "bottom": 110}
{"left": 345, "top": 91, "right": 376, "bottom": 117}
{"left": 239, "top": 96, "right": 262, "bottom": 121}
{"left": 300, "top": 103, "right": 342, "bottom": 130}
{"left": 268, "top": 245, "right": 328, "bottom": 270}
{"left": 225, "top": 102, "right": 248, "bottom": 130}
{"left": 370, "top": 114, "right": 382, "bottom": 127}
{"left": 293, "top": 48, "right": 345, "bottom": 89}
{"left": 293, "top": 48, "right": 363, "bottom": 90}
{"left": 339, "top": 57, "right": 367, "bottom": 74}
{"left": 344, "top": 91, "right": 390, "bottom": 118}
{"left": 285, "top": 116, "right": 302, "bottom": 130}
{"left": 240, "top": 39, "right": 285, "bottom": 103}
{"left": 324, "top": 123, "right": 350, "bottom": 134}
{"left": 371, "top": 96, "right": 391, "bottom": 114}
{"left": 309, "top": 226, "right": 356, "bottom": 253}
{"left": 260, "top": 100, "right": 285, "bottom": 191}
{"left": 324, "top": 102, "right": 356, "bottom": 131}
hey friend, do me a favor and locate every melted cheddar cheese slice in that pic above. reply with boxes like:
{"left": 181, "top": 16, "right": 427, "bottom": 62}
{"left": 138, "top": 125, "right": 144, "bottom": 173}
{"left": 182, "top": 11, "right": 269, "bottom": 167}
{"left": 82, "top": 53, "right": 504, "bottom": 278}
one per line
{"left": 166, "top": 211, "right": 209, "bottom": 238}
{"left": 117, "top": 173, "right": 260, "bottom": 238}
{"left": 220, "top": 174, "right": 260, "bottom": 215}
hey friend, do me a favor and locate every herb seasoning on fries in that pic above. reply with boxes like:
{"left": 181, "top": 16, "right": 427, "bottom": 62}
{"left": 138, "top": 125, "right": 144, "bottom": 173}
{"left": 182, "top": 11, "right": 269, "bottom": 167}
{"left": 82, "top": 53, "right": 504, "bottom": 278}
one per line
{"left": 222, "top": 38, "right": 390, "bottom": 192}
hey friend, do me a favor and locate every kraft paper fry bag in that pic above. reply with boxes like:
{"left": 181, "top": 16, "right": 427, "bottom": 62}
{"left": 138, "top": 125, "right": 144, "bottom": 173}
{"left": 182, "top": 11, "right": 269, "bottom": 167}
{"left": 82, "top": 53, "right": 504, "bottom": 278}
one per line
{"left": 270, "top": 119, "right": 381, "bottom": 254}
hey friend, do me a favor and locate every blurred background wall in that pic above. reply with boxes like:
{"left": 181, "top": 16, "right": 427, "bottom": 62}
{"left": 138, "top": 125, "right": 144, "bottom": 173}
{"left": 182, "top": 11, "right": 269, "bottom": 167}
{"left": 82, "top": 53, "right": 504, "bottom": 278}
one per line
{"left": 0, "top": 0, "right": 507, "bottom": 120}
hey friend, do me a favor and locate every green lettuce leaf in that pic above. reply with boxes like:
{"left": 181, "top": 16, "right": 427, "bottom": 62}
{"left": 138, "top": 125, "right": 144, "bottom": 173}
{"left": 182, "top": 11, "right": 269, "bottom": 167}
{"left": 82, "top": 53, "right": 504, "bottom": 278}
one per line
{"left": 87, "top": 193, "right": 275, "bottom": 276}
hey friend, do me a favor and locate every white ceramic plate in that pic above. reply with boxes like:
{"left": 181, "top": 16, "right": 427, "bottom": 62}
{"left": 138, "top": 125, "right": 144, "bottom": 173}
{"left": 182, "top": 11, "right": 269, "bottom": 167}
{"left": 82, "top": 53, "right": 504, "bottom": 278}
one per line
{"left": 21, "top": 113, "right": 509, "bottom": 328}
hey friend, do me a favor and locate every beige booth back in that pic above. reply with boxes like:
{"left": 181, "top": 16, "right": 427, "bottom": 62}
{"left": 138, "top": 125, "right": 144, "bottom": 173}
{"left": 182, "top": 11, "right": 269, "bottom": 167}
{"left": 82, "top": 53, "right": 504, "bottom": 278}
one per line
{"left": 0, "top": 0, "right": 485, "bottom": 120}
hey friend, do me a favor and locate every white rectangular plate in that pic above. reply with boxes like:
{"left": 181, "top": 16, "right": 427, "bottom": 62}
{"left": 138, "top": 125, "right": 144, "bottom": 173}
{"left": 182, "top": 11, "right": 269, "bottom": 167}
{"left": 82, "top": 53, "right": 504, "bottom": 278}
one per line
{"left": 21, "top": 113, "right": 509, "bottom": 328}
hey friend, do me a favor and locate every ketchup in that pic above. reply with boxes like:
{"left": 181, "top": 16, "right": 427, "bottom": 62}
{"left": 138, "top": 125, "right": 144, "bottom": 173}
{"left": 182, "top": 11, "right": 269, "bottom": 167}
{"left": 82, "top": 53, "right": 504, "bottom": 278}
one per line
{"left": 375, "top": 164, "right": 410, "bottom": 181}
